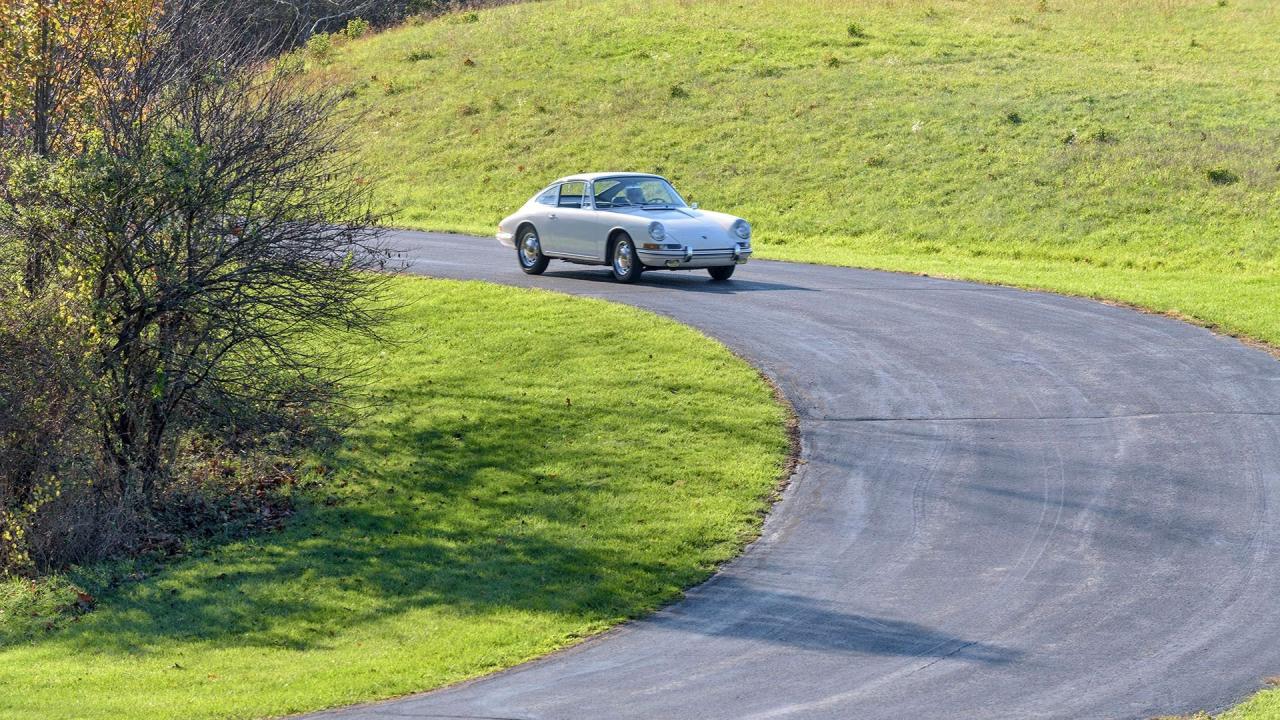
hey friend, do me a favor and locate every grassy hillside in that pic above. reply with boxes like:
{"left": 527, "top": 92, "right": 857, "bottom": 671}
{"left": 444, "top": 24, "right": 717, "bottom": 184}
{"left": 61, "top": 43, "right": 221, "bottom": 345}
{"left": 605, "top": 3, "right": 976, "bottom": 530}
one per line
{"left": 0, "top": 277, "right": 789, "bottom": 719}
{"left": 315, "top": 0, "right": 1279, "bottom": 347}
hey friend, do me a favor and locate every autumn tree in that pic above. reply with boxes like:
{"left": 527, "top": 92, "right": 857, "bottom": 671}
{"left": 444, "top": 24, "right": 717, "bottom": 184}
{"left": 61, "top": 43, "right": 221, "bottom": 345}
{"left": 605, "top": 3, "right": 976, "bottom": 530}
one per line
{"left": 0, "top": 0, "right": 158, "bottom": 291}
{"left": 0, "top": 0, "right": 158, "bottom": 157}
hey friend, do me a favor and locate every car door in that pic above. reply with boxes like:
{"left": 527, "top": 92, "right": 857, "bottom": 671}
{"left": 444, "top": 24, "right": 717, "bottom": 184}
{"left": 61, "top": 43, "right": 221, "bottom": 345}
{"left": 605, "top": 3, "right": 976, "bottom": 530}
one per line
{"left": 547, "top": 181, "right": 602, "bottom": 261}
{"left": 529, "top": 184, "right": 564, "bottom": 255}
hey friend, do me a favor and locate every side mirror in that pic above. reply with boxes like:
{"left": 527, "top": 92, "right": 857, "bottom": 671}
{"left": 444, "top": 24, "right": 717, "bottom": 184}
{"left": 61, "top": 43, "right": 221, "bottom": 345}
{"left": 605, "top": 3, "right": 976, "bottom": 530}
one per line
{"left": 691, "top": 202, "right": 700, "bottom": 209}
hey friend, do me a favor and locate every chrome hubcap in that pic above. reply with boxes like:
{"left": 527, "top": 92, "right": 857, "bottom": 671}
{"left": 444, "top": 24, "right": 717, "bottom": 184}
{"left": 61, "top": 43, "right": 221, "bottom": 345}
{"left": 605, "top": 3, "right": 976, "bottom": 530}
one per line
{"left": 521, "top": 233, "right": 540, "bottom": 266}
{"left": 614, "top": 241, "right": 633, "bottom": 275}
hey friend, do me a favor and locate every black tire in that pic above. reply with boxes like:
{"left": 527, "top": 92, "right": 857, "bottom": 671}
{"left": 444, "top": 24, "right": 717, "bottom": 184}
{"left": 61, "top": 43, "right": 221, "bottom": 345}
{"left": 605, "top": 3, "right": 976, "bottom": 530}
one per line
{"left": 708, "top": 265, "right": 736, "bottom": 281}
{"left": 611, "top": 234, "right": 644, "bottom": 283}
{"left": 516, "top": 226, "right": 550, "bottom": 275}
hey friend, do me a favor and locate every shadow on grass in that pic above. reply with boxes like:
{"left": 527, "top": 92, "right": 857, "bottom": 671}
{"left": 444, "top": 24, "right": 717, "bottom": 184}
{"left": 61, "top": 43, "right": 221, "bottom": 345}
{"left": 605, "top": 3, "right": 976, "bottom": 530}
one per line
{"left": 51, "top": 358, "right": 741, "bottom": 655}
{"left": 60, "top": 441, "right": 651, "bottom": 652}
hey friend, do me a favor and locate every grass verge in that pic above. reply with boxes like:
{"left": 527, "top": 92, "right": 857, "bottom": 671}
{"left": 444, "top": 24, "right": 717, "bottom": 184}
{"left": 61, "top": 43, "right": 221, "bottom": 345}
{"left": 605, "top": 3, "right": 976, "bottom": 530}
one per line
{"left": 0, "top": 276, "right": 790, "bottom": 720}
{"left": 1217, "top": 683, "right": 1280, "bottom": 720}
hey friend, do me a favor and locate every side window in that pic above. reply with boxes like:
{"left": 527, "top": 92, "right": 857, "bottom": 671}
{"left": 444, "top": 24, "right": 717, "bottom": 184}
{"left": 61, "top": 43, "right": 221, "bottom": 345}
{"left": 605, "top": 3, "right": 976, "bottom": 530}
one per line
{"left": 557, "top": 181, "right": 585, "bottom": 208}
{"left": 594, "top": 179, "right": 621, "bottom": 207}
{"left": 535, "top": 186, "right": 558, "bottom": 206}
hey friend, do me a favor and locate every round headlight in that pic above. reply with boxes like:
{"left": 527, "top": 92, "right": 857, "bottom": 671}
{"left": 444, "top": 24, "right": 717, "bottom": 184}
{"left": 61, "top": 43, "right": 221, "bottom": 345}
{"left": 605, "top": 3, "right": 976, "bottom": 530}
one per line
{"left": 733, "top": 220, "right": 751, "bottom": 240}
{"left": 648, "top": 221, "right": 666, "bottom": 241}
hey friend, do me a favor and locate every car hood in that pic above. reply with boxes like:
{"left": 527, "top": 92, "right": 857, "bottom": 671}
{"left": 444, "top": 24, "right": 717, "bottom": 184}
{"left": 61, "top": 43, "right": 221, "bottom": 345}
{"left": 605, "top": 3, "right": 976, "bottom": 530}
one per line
{"left": 608, "top": 207, "right": 743, "bottom": 242}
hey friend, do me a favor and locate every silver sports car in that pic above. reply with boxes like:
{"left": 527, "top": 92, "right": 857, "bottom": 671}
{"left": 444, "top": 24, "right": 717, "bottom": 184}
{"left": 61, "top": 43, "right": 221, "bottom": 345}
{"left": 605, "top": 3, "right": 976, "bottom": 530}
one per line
{"left": 496, "top": 172, "right": 752, "bottom": 282}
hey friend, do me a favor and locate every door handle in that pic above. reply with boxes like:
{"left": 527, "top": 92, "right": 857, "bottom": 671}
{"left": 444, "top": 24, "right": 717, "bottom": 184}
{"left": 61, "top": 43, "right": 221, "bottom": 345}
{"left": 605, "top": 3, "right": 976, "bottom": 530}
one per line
{"left": 548, "top": 213, "right": 558, "bottom": 220}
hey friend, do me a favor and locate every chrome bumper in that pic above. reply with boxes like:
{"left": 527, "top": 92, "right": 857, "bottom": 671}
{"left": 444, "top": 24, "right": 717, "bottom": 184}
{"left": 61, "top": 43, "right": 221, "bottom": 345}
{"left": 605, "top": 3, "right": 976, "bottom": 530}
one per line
{"left": 637, "top": 245, "right": 752, "bottom": 269}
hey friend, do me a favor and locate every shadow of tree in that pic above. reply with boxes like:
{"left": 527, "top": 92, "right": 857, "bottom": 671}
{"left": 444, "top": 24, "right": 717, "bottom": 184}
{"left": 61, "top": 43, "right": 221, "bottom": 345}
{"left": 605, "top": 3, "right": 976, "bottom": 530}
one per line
{"left": 62, "top": 434, "right": 661, "bottom": 652}
{"left": 652, "top": 576, "right": 1021, "bottom": 662}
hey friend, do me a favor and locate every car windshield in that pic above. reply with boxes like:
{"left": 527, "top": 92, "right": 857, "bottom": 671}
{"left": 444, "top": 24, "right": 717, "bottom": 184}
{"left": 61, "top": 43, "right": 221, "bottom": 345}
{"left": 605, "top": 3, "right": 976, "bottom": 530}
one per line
{"left": 594, "top": 177, "right": 687, "bottom": 209}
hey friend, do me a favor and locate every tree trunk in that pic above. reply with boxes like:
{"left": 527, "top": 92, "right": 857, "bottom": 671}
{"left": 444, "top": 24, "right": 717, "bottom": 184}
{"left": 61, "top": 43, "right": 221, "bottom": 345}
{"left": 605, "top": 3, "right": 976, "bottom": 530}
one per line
{"left": 33, "top": 1, "right": 51, "bottom": 158}
{"left": 23, "top": 1, "right": 54, "bottom": 293}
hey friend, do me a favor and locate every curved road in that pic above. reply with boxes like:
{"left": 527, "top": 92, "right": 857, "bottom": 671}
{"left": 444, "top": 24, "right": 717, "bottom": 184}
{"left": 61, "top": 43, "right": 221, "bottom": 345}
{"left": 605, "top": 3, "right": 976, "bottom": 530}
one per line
{"left": 316, "top": 231, "right": 1280, "bottom": 720}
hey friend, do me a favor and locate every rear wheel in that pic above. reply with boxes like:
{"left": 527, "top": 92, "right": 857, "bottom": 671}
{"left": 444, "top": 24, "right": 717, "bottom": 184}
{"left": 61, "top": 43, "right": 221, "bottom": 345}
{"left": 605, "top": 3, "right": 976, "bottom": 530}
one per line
{"left": 611, "top": 235, "right": 643, "bottom": 283}
{"left": 517, "top": 227, "right": 549, "bottom": 275}
{"left": 708, "top": 265, "right": 736, "bottom": 281}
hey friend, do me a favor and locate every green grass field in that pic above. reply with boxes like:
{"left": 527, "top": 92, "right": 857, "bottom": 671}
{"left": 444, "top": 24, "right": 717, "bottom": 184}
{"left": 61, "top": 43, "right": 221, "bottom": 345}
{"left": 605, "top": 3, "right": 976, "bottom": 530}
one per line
{"left": 314, "top": 0, "right": 1280, "bottom": 350}
{"left": 0, "top": 277, "right": 789, "bottom": 719}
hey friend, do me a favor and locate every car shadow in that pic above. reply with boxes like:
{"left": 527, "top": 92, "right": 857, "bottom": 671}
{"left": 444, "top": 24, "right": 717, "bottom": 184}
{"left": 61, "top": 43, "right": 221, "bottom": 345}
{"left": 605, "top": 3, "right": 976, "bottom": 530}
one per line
{"left": 541, "top": 268, "right": 816, "bottom": 294}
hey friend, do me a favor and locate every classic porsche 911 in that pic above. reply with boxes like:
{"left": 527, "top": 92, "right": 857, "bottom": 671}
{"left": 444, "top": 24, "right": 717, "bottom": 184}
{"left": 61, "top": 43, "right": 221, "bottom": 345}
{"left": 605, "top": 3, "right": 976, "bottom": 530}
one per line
{"left": 496, "top": 172, "right": 752, "bottom": 282}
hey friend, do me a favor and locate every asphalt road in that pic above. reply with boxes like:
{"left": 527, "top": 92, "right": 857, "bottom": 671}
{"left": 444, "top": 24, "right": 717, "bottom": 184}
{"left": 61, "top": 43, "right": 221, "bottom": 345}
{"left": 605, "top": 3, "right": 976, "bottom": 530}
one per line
{"left": 313, "top": 231, "right": 1280, "bottom": 720}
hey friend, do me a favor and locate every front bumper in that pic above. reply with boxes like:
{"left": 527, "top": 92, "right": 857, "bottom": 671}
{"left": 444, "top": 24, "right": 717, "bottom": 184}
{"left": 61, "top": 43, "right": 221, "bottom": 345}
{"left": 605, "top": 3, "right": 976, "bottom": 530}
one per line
{"left": 496, "top": 230, "right": 515, "bottom": 247}
{"left": 637, "top": 244, "right": 752, "bottom": 269}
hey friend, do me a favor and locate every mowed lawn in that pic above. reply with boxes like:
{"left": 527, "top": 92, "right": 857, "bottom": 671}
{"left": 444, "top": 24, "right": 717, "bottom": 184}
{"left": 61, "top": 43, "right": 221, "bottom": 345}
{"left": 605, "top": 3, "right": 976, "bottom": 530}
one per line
{"left": 0, "top": 277, "right": 789, "bottom": 720}
{"left": 316, "top": 0, "right": 1280, "bottom": 349}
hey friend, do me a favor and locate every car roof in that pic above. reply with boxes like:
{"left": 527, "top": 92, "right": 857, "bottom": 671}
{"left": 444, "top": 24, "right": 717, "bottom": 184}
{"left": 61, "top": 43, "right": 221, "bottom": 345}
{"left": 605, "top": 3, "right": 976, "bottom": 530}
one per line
{"left": 550, "top": 171, "right": 666, "bottom": 184}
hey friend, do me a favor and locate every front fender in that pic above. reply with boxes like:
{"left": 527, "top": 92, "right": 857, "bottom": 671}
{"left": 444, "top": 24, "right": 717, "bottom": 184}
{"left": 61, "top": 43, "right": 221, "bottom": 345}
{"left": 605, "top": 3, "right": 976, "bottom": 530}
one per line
{"left": 496, "top": 212, "right": 523, "bottom": 247}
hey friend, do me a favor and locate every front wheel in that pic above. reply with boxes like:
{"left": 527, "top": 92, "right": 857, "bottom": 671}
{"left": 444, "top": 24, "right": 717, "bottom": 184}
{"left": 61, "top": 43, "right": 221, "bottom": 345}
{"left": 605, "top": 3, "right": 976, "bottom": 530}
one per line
{"left": 611, "top": 235, "right": 644, "bottom": 283}
{"left": 708, "top": 265, "right": 736, "bottom": 281}
{"left": 517, "top": 227, "right": 549, "bottom": 275}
